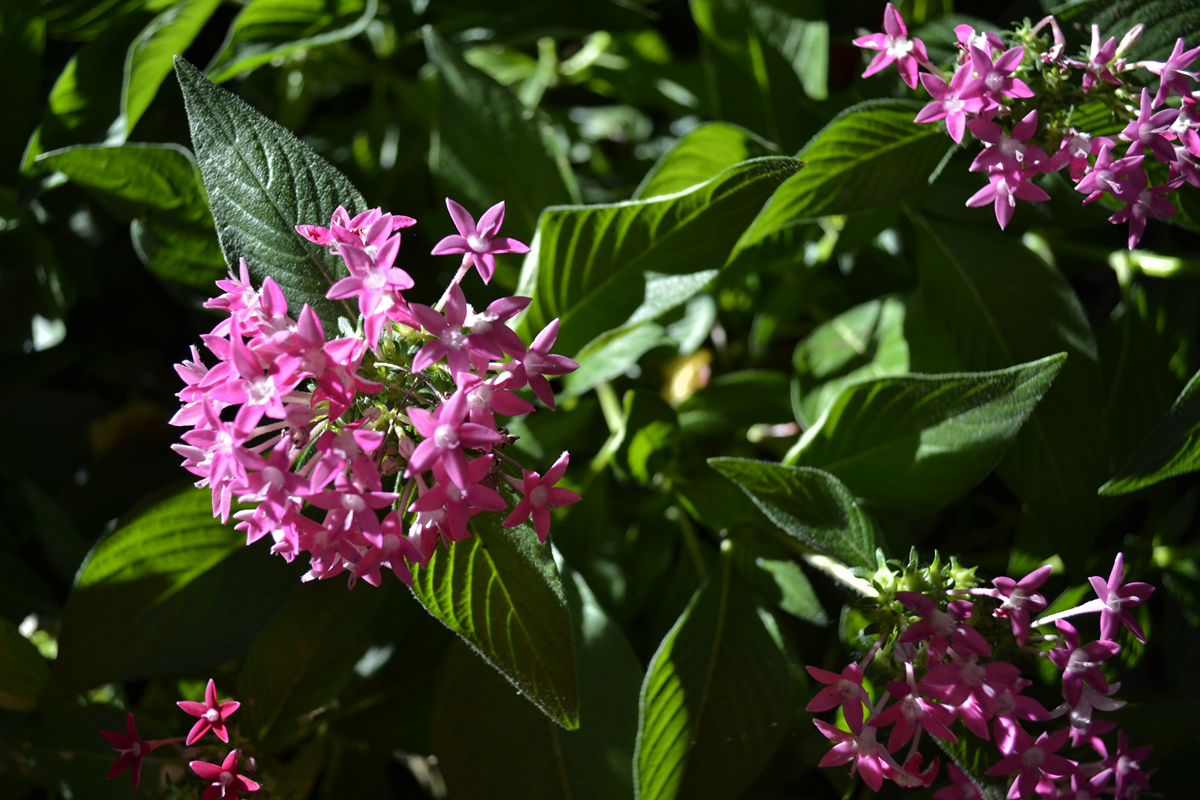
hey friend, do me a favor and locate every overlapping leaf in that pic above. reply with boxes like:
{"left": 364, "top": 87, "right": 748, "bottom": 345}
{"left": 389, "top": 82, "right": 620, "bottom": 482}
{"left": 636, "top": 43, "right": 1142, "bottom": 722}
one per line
{"left": 207, "top": 0, "right": 379, "bottom": 83}
{"left": 738, "top": 100, "right": 951, "bottom": 248}
{"left": 635, "top": 122, "right": 775, "bottom": 200}
{"left": 1101, "top": 368, "right": 1200, "bottom": 494}
{"left": 410, "top": 513, "right": 579, "bottom": 728}
{"left": 708, "top": 458, "right": 882, "bottom": 568}
{"left": 175, "top": 57, "right": 364, "bottom": 331}
{"left": 634, "top": 550, "right": 791, "bottom": 800}
{"left": 785, "top": 355, "right": 1066, "bottom": 518}
{"left": 515, "top": 157, "right": 802, "bottom": 357}
{"left": 910, "top": 214, "right": 1104, "bottom": 574}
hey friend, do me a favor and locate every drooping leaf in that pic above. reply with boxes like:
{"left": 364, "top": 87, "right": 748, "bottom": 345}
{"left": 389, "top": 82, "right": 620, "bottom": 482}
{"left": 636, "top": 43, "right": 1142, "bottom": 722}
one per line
{"left": 738, "top": 100, "right": 951, "bottom": 248}
{"left": 207, "top": 0, "right": 379, "bottom": 83}
{"left": 1101, "top": 368, "right": 1200, "bottom": 495}
{"left": 433, "top": 569, "right": 642, "bottom": 799}
{"left": 42, "top": 487, "right": 294, "bottom": 704}
{"left": 175, "top": 57, "right": 365, "bottom": 331}
{"left": 122, "top": 0, "right": 223, "bottom": 135}
{"left": 425, "top": 26, "right": 578, "bottom": 241}
{"left": 0, "top": 615, "right": 49, "bottom": 712}
{"left": 635, "top": 122, "right": 776, "bottom": 200}
{"left": 634, "top": 548, "right": 791, "bottom": 800}
{"left": 410, "top": 512, "right": 579, "bottom": 728}
{"left": 783, "top": 355, "right": 1066, "bottom": 519}
{"left": 708, "top": 458, "right": 883, "bottom": 568}
{"left": 238, "top": 577, "right": 384, "bottom": 753}
{"left": 515, "top": 157, "right": 803, "bottom": 357}
{"left": 37, "top": 143, "right": 226, "bottom": 288}
{"left": 909, "top": 213, "right": 1103, "bottom": 575}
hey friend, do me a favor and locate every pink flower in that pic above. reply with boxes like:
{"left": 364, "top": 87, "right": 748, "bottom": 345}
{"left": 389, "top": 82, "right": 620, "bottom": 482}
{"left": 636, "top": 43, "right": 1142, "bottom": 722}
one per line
{"left": 966, "top": 167, "right": 1049, "bottom": 230}
{"left": 1069, "top": 718, "right": 1115, "bottom": 757}
{"left": 354, "top": 511, "right": 423, "bottom": 587}
{"left": 308, "top": 472, "right": 397, "bottom": 539}
{"left": 1101, "top": 732, "right": 1152, "bottom": 800}
{"left": 954, "top": 24, "right": 1004, "bottom": 60}
{"left": 1081, "top": 26, "right": 1121, "bottom": 93}
{"left": 968, "top": 111, "right": 1049, "bottom": 175}
{"left": 1049, "top": 131, "right": 1111, "bottom": 181}
{"left": 100, "top": 713, "right": 154, "bottom": 786}
{"left": 991, "top": 564, "right": 1051, "bottom": 644}
{"left": 888, "top": 753, "right": 939, "bottom": 788}
{"left": 1145, "top": 37, "right": 1200, "bottom": 108}
{"left": 1047, "top": 620, "right": 1121, "bottom": 709}
{"left": 1108, "top": 174, "right": 1178, "bottom": 250}
{"left": 960, "top": 46, "right": 1034, "bottom": 102}
{"left": 896, "top": 592, "right": 991, "bottom": 658}
{"left": 934, "top": 764, "right": 984, "bottom": 800}
{"left": 410, "top": 285, "right": 502, "bottom": 380}
{"left": 493, "top": 318, "right": 578, "bottom": 410}
{"left": 813, "top": 720, "right": 897, "bottom": 792}
{"left": 326, "top": 234, "right": 416, "bottom": 346}
{"left": 991, "top": 679, "right": 1055, "bottom": 754}
{"left": 985, "top": 728, "right": 1078, "bottom": 799}
{"left": 296, "top": 205, "right": 415, "bottom": 251}
{"left": 868, "top": 681, "right": 958, "bottom": 750}
{"left": 409, "top": 455, "right": 507, "bottom": 539}
{"left": 1119, "top": 88, "right": 1180, "bottom": 164}
{"left": 1074, "top": 143, "right": 1144, "bottom": 204}
{"left": 915, "top": 65, "right": 984, "bottom": 143}
{"left": 851, "top": 3, "right": 927, "bottom": 89}
{"left": 177, "top": 679, "right": 241, "bottom": 746}
{"left": 805, "top": 662, "right": 871, "bottom": 735}
{"left": 923, "top": 655, "right": 1021, "bottom": 740}
{"left": 406, "top": 388, "right": 504, "bottom": 488}
{"left": 431, "top": 198, "right": 530, "bottom": 284}
{"left": 463, "top": 376, "right": 535, "bottom": 429}
{"left": 308, "top": 419, "right": 386, "bottom": 492}
{"left": 503, "top": 451, "right": 581, "bottom": 542}
{"left": 465, "top": 295, "right": 530, "bottom": 358}
{"left": 1089, "top": 552, "right": 1156, "bottom": 642}
{"left": 189, "top": 749, "right": 261, "bottom": 800}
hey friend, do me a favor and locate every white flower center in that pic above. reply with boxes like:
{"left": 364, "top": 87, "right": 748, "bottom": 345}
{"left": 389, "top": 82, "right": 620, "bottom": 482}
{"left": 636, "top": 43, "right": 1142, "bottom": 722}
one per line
{"left": 343, "top": 494, "right": 366, "bottom": 513}
{"left": 434, "top": 424, "right": 459, "bottom": 450}
{"left": 985, "top": 70, "right": 1004, "bottom": 92}
{"left": 205, "top": 708, "right": 221, "bottom": 723}
{"left": 530, "top": 485, "right": 550, "bottom": 506}
{"left": 467, "top": 234, "right": 489, "bottom": 252}
{"left": 886, "top": 35, "right": 913, "bottom": 59}
{"left": 440, "top": 329, "right": 466, "bottom": 349}
{"left": 1022, "top": 746, "right": 1045, "bottom": 768}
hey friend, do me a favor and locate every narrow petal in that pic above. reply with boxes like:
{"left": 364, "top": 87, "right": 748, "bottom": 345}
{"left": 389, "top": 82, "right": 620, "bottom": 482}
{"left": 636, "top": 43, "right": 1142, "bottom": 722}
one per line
{"left": 445, "top": 198, "right": 476, "bottom": 237}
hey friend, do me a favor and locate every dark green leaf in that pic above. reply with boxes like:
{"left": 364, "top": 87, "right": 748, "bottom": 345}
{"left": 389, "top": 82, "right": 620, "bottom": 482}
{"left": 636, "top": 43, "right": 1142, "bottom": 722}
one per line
{"left": 909, "top": 213, "right": 1103, "bottom": 575}
{"left": 677, "top": 369, "right": 793, "bottom": 435}
{"left": 1101, "top": 368, "right": 1200, "bottom": 495}
{"left": 207, "top": 0, "right": 379, "bottom": 83}
{"left": 122, "top": 0, "right": 223, "bottom": 135}
{"left": 425, "top": 26, "right": 578, "bottom": 241}
{"left": 564, "top": 324, "right": 675, "bottom": 397}
{"left": 238, "top": 577, "right": 384, "bottom": 753}
{"left": 19, "top": 479, "right": 88, "bottom": 584}
{"left": 737, "top": 100, "right": 951, "bottom": 248}
{"left": 635, "top": 122, "right": 776, "bottom": 200}
{"left": 784, "top": 355, "right": 1066, "bottom": 519}
{"left": 746, "top": 0, "right": 828, "bottom": 100}
{"left": 634, "top": 548, "right": 791, "bottom": 800}
{"left": 618, "top": 390, "right": 680, "bottom": 484}
{"left": 0, "top": 5, "right": 44, "bottom": 184}
{"left": 43, "top": 487, "right": 293, "bottom": 703}
{"left": 433, "top": 569, "right": 642, "bottom": 799}
{"left": 411, "top": 512, "right": 579, "bottom": 728}
{"left": 708, "top": 458, "right": 882, "bottom": 568}
{"left": 515, "top": 157, "right": 803, "bottom": 357}
{"left": 175, "top": 57, "right": 365, "bottom": 332}
{"left": 1072, "top": 0, "right": 1200, "bottom": 63}
{"left": 0, "top": 615, "right": 49, "bottom": 712}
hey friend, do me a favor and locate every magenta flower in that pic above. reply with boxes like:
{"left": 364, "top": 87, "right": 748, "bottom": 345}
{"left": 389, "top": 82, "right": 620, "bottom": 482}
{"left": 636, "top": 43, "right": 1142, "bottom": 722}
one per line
{"left": 813, "top": 720, "right": 897, "bottom": 793}
{"left": 326, "top": 234, "right": 416, "bottom": 346}
{"left": 991, "top": 680, "right": 1055, "bottom": 754}
{"left": 923, "top": 655, "right": 1022, "bottom": 739}
{"left": 968, "top": 111, "right": 1049, "bottom": 175}
{"left": 1089, "top": 552, "right": 1156, "bottom": 642}
{"left": 409, "top": 454, "right": 506, "bottom": 539}
{"left": 308, "top": 472, "right": 397, "bottom": 539}
{"left": 1081, "top": 25, "right": 1121, "bottom": 93}
{"left": 177, "top": 679, "right": 241, "bottom": 746}
{"left": 915, "top": 65, "right": 983, "bottom": 143}
{"left": 1070, "top": 718, "right": 1115, "bottom": 757}
{"left": 868, "top": 681, "right": 958, "bottom": 750}
{"left": 466, "top": 295, "right": 530, "bottom": 358}
{"left": 308, "top": 420, "right": 386, "bottom": 491}
{"left": 985, "top": 727, "right": 1077, "bottom": 799}
{"left": 805, "top": 662, "right": 871, "bottom": 735}
{"left": 991, "top": 564, "right": 1051, "bottom": 644}
{"left": 954, "top": 24, "right": 1004, "bottom": 59}
{"left": 1049, "top": 131, "right": 1111, "bottom": 181}
{"left": 493, "top": 318, "right": 578, "bottom": 410}
{"left": 297, "top": 205, "right": 415, "bottom": 251}
{"left": 189, "top": 750, "right": 261, "bottom": 800}
{"left": 960, "top": 45, "right": 1035, "bottom": 101}
{"left": 1120, "top": 88, "right": 1180, "bottom": 164}
{"left": 934, "top": 764, "right": 984, "bottom": 800}
{"left": 1101, "top": 732, "right": 1152, "bottom": 800}
{"left": 851, "top": 3, "right": 927, "bottom": 89}
{"left": 1047, "top": 620, "right": 1121, "bottom": 709}
{"left": 430, "top": 198, "right": 530, "bottom": 284}
{"left": 1067, "top": 769, "right": 1115, "bottom": 800}
{"left": 464, "top": 376, "right": 535, "bottom": 429}
{"left": 1145, "top": 37, "right": 1200, "bottom": 107}
{"left": 895, "top": 592, "right": 991, "bottom": 658}
{"left": 1108, "top": 175, "right": 1178, "bottom": 251}
{"left": 966, "top": 167, "right": 1050, "bottom": 230}
{"left": 410, "top": 285, "right": 502, "bottom": 380}
{"left": 100, "top": 713, "right": 155, "bottom": 786}
{"left": 406, "top": 388, "right": 504, "bottom": 488}
{"left": 888, "top": 752, "right": 940, "bottom": 788}
{"left": 354, "top": 511, "right": 423, "bottom": 587}
{"left": 1074, "top": 142, "right": 1144, "bottom": 204}
{"left": 503, "top": 451, "right": 581, "bottom": 542}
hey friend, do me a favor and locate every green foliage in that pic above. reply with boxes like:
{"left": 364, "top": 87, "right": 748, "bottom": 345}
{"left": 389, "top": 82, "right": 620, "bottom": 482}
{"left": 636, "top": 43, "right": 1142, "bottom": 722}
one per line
{"left": 411, "top": 513, "right": 579, "bottom": 729}
{"left": 635, "top": 122, "right": 776, "bottom": 200}
{"left": 1101, "top": 368, "right": 1200, "bottom": 494}
{"left": 0, "top": 615, "right": 49, "bottom": 712}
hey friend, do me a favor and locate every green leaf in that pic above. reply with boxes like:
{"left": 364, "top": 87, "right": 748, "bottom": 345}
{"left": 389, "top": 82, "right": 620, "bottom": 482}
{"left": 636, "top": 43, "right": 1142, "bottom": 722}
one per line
{"left": 909, "top": 213, "right": 1103, "bottom": 575}
{"left": 635, "top": 122, "right": 776, "bottom": 200}
{"left": 677, "top": 369, "right": 793, "bottom": 435}
{"left": 1101, "top": 368, "right": 1200, "bottom": 495}
{"left": 1073, "top": 0, "right": 1200, "bottom": 63}
{"left": 175, "top": 57, "right": 365, "bottom": 332}
{"left": 738, "top": 100, "right": 951, "bottom": 249}
{"left": 238, "top": 577, "right": 384, "bottom": 753}
{"left": 433, "top": 569, "right": 643, "bottom": 799}
{"left": 745, "top": 0, "right": 828, "bottom": 101}
{"left": 122, "top": 0, "right": 223, "bottom": 135}
{"left": 18, "top": 479, "right": 88, "bottom": 584}
{"left": 754, "top": 557, "right": 827, "bottom": 626}
{"left": 410, "top": 512, "right": 579, "bottom": 728}
{"left": 783, "top": 355, "right": 1067, "bottom": 519}
{"left": 37, "top": 143, "right": 226, "bottom": 288}
{"left": 42, "top": 487, "right": 293, "bottom": 703}
{"left": 708, "top": 458, "right": 882, "bottom": 568}
{"left": 0, "top": 4, "right": 44, "bottom": 184}
{"left": 515, "top": 157, "right": 803, "bottom": 358}
{"left": 617, "top": 390, "right": 681, "bottom": 484}
{"left": 425, "top": 26, "right": 578, "bottom": 242}
{"left": 0, "top": 615, "right": 49, "bottom": 712}
{"left": 207, "top": 0, "right": 379, "bottom": 83}
{"left": 634, "top": 548, "right": 791, "bottom": 800}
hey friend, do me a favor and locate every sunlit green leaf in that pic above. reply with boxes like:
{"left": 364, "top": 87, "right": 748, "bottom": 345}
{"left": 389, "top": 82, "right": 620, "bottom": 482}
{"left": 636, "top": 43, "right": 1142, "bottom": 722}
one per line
{"left": 636, "top": 122, "right": 775, "bottom": 199}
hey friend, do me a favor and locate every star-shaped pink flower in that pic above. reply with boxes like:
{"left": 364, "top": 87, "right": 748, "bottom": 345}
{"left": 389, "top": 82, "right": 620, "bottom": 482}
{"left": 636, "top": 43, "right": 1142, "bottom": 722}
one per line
{"left": 431, "top": 198, "right": 530, "bottom": 284}
{"left": 1145, "top": 37, "right": 1200, "bottom": 107}
{"left": 190, "top": 749, "right": 261, "bottom": 800}
{"left": 177, "top": 679, "right": 241, "bottom": 745}
{"left": 915, "top": 64, "right": 984, "bottom": 144}
{"left": 100, "top": 713, "right": 155, "bottom": 787}
{"left": 1089, "top": 552, "right": 1155, "bottom": 641}
{"left": 503, "top": 451, "right": 581, "bottom": 542}
{"left": 805, "top": 662, "right": 871, "bottom": 735}
{"left": 851, "top": 3, "right": 927, "bottom": 89}
{"left": 991, "top": 564, "right": 1051, "bottom": 644}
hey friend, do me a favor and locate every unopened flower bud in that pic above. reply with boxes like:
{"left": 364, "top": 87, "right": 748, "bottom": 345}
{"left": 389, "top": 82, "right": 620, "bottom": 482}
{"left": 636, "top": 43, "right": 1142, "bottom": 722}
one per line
{"left": 1115, "top": 23, "right": 1144, "bottom": 59}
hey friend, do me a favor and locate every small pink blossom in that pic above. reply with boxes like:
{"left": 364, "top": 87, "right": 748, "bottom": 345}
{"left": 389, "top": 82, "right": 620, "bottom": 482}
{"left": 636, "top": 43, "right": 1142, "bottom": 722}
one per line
{"left": 493, "top": 318, "right": 578, "bottom": 410}
{"left": 966, "top": 167, "right": 1050, "bottom": 230}
{"left": 296, "top": 205, "right": 415, "bottom": 251}
{"left": 1108, "top": 174, "right": 1178, "bottom": 250}
{"left": 1074, "top": 143, "right": 1144, "bottom": 204}
{"left": 991, "top": 565, "right": 1051, "bottom": 644}
{"left": 503, "top": 451, "right": 581, "bottom": 542}
{"left": 431, "top": 198, "right": 530, "bottom": 284}
{"left": 1120, "top": 88, "right": 1180, "bottom": 164}
{"left": 934, "top": 764, "right": 984, "bottom": 800}
{"left": 326, "top": 234, "right": 416, "bottom": 346}
{"left": 813, "top": 720, "right": 898, "bottom": 792}
{"left": 406, "top": 388, "right": 504, "bottom": 488}
{"left": 1145, "top": 37, "right": 1200, "bottom": 107}
{"left": 100, "top": 713, "right": 155, "bottom": 787}
{"left": 409, "top": 455, "right": 507, "bottom": 539}
{"left": 189, "top": 749, "right": 261, "bottom": 800}
{"left": 805, "top": 662, "right": 871, "bottom": 735}
{"left": 960, "top": 45, "right": 1035, "bottom": 102}
{"left": 852, "top": 4, "right": 927, "bottom": 89}
{"left": 968, "top": 111, "right": 1049, "bottom": 175}
{"left": 954, "top": 24, "right": 1004, "bottom": 60}
{"left": 915, "top": 65, "right": 984, "bottom": 143}
{"left": 1046, "top": 620, "right": 1121, "bottom": 709}
{"left": 985, "top": 728, "right": 1078, "bottom": 799}
{"left": 896, "top": 592, "right": 991, "bottom": 658}
{"left": 1089, "top": 552, "right": 1156, "bottom": 641}
{"left": 1102, "top": 732, "right": 1152, "bottom": 800}
{"left": 868, "top": 681, "right": 957, "bottom": 750}
{"left": 177, "top": 679, "right": 241, "bottom": 745}
{"left": 888, "top": 752, "right": 939, "bottom": 788}
{"left": 410, "top": 285, "right": 502, "bottom": 380}
{"left": 1081, "top": 26, "right": 1121, "bottom": 93}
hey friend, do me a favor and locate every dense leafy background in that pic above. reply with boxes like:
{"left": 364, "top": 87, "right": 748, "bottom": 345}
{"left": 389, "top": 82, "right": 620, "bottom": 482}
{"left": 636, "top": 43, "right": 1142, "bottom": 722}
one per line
{"left": 2, "top": 1, "right": 1199, "bottom": 799}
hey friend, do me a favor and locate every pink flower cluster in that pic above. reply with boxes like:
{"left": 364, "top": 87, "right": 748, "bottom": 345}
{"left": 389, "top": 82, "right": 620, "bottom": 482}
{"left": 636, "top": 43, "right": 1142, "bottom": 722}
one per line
{"left": 808, "top": 553, "right": 1156, "bottom": 799}
{"left": 101, "top": 679, "right": 258, "bottom": 799}
{"left": 857, "top": 4, "right": 1200, "bottom": 248}
{"left": 171, "top": 198, "right": 581, "bottom": 588}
